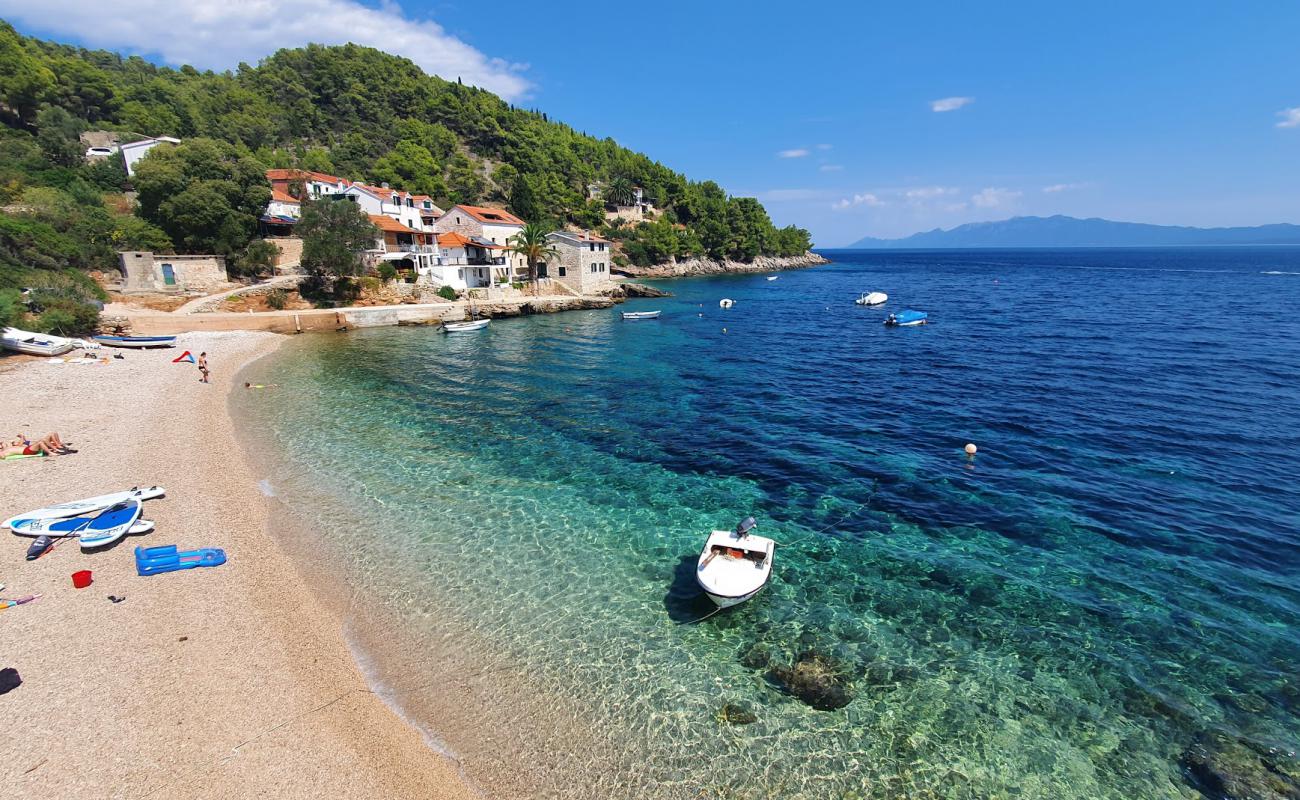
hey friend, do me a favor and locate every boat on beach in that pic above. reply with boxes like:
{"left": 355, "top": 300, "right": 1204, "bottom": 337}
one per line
{"left": 443, "top": 319, "right": 490, "bottom": 333}
{"left": 92, "top": 335, "right": 177, "bottom": 349}
{"left": 696, "top": 517, "right": 775, "bottom": 608}
{"left": 884, "top": 310, "right": 928, "bottom": 327}
{"left": 621, "top": 310, "right": 662, "bottom": 320}
{"left": 855, "top": 291, "right": 888, "bottom": 306}
{"left": 1, "top": 327, "right": 77, "bottom": 357}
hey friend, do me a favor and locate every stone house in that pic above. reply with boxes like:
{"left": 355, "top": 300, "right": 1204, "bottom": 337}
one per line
{"left": 432, "top": 205, "right": 527, "bottom": 283}
{"left": 546, "top": 231, "right": 613, "bottom": 293}
{"left": 118, "top": 251, "right": 229, "bottom": 293}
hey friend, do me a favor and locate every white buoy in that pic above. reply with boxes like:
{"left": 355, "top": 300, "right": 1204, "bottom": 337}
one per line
{"left": 964, "top": 443, "right": 978, "bottom": 455}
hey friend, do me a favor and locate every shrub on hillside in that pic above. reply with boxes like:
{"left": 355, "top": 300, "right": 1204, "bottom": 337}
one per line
{"left": 266, "top": 288, "right": 288, "bottom": 310}
{"left": 376, "top": 262, "right": 397, "bottom": 282}
{"left": 437, "top": 285, "right": 457, "bottom": 300}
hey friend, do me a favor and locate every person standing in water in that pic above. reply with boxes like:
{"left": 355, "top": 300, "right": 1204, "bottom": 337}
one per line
{"left": 197, "top": 352, "right": 209, "bottom": 384}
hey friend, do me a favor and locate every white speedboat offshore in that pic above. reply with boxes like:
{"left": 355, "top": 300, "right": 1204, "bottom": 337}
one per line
{"left": 696, "top": 517, "right": 775, "bottom": 608}
{"left": 855, "top": 291, "right": 888, "bottom": 306}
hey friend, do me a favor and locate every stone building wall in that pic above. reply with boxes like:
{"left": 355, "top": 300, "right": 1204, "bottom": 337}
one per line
{"left": 548, "top": 239, "right": 612, "bottom": 294}
{"left": 118, "top": 252, "right": 229, "bottom": 293}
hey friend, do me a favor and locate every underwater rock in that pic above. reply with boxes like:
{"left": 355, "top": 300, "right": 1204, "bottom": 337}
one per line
{"left": 768, "top": 651, "right": 855, "bottom": 711}
{"left": 738, "top": 643, "right": 773, "bottom": 670}
{"left": 717, "top": 703, "right": 758, "bottom": 725}
{"left": 1180, "top": 731, "right": 1300, "bottom": 800}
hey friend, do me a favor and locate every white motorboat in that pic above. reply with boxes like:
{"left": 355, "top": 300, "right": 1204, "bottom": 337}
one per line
{"left": 855, "top": 292, "right": 888, "bottom": 306}
{"left": 1, "top": 327, "right": 77, "bottom": 357}
{"left": 443, "top": 319, "right": 490, "bottom": 333}
{"left": 766, "top": 276, "right": 779, "bottom": 281}
{"left": 719, "top": 298, "right": 735, "bottom": 308}
{"left": 622, "top": 310, "right": 662, "bottom": 320}
{"left": 696, "top": 517, "right": 775, "bottom": 608}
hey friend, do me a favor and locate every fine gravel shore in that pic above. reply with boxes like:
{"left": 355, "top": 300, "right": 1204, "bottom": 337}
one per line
{"left": 0, "top": 332, "right": 479, "bottom": 799}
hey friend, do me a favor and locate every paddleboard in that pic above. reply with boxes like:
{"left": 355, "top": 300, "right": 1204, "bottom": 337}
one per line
{"left": 20, "top": 515, "right": 154, "bottom": 537}
{"left": 78, "top": 500, "right": 143, "bottom": 550}
{"left": 3, "top": 485, "right": 164, "bottom": 532}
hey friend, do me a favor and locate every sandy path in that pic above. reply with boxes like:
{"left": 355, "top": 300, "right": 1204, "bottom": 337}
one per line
{"left": 0, "top": 333, "right": 479, "bottom": 799}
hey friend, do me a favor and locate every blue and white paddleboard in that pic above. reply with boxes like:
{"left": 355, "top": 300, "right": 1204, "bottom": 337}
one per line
{"left": 4, "top": 486, "right": 165, "bottom": 533}
{"left": 32, "top": 514, "right": 154, "bottom": 538}
{"left": 77, "top": 499, "right": 143, "bottom": 550}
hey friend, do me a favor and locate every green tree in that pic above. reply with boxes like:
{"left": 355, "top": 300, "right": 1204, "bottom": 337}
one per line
{"left": 505, "top": 221, "right": 559, "bottom": 293}
{"left": 0, "top": 22, "right": 55, "bottom": 126}
{"left": 370, "top": 140, "right": 445, "bottom": 197}
{"left": 297, "top": 198, "right": 377, "bottom": 296}
{"left": 35, "top": 106, "right": 85, "bottom": 167}
{"left": 0, "top": 287, "right": 23, "bottom": 328}
{"left": 132, "top": 138, "right": 269, "bottom": 256}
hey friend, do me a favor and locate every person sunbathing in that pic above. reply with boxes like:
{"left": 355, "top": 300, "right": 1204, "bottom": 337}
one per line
{"left": 10, "top": 432, "right": 74, "bottom": 456}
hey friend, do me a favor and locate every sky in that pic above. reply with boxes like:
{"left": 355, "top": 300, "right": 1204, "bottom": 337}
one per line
{"left": 3, "top": 1, "right": 1299, "bottom": 246}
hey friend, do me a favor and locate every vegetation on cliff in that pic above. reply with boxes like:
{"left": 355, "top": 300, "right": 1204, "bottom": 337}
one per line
{"left": 0, "top": 19, "right": 814, "bottom": 328}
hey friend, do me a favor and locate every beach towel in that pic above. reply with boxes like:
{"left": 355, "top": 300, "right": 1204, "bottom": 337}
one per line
{"left": 172, "top": 350, "right": 196, "bottom": 364}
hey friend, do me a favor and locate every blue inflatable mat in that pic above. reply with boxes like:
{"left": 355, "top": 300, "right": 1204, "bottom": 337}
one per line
{"left": 134, "top": 545, "right": 227, "bottom": 576}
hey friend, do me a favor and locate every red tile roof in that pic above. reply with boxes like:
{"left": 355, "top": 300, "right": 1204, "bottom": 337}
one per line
{"left": 454, "top": 205, "right": 525, "bottom": 226}
{"left": 368, "top": 214, "right": 422, "bottom": 234}
{"left": 270, "top": 188, "right": 301, "bottom": 204}
{"left": 266, "top": 168, "right": 343, "bottom": 185}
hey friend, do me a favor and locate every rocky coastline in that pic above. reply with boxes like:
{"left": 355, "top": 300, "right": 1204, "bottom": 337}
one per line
{"left": 613, "top": 251, "right": 830, "bottom": 280}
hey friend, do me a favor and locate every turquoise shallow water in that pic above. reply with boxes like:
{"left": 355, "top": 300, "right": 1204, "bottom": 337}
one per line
{"left": 235, "top": 248, "right": 1300, "bottom": 799}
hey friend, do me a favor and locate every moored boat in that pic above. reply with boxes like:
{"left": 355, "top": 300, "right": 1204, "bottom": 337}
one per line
{"left": 1, "top": 327, "right": 76, "bottom": 357}
{"left": 621, "top": 310, "right": 662, "bottom": 320}
{"left": 884, "top": 310, "right": 928, "bottom": 327}
{"left": 766, "top": 276, "right": 779, "bottom": 281}
{"left": 855, "top": 291, "right": 888, "bottom": 306}
{"left": 696, "top": 517, "right": 775, "bottom": 608}
{"left": 443, "top": 319, "right": 490, "bottom": 333}
{"left": 92, "top": 334, "right": 177, "bottom": 349}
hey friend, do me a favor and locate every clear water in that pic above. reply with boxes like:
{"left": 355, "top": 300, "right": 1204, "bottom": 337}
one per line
{"left": 234, "top": 248, "right": 1300, "bottom": 799}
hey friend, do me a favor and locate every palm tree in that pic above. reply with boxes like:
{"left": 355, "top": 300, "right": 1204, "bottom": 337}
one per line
{"left": 506, "top": 222, "right": 560, "bottom": 295}
{"left": 604, "top": 175, "right": 636, "bottom": 208}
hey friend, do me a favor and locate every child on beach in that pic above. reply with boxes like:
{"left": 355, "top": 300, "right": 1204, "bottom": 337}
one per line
{"left": 198, "top": 352, "right": 209, "bottom": 383}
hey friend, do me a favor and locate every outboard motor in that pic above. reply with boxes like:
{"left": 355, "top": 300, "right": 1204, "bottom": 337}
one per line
{"left": 736, "top": 516, "right": 757, "bottom": 538}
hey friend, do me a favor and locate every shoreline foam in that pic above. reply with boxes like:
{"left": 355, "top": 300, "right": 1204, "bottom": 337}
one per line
{"left": 0, "top": 331, "right": 478, "bottom": 799}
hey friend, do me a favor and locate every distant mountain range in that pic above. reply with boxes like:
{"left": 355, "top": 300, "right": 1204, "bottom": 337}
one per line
{"left": 845, "top": 216, "right": 1300, "bottom": 249}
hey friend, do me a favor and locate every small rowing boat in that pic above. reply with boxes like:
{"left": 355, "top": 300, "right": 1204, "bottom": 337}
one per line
{"left": 855, "top": 291, "right": 888, "bottom": 306}
{"left": 696, "top": 517, "right": 775, "bottom": 608}
{"left": 92, "top": 335, "right": 177, "bottom": 349}
{"left": 884, "top": 310, "right": 928, "bottom": 327}
{"left": 443, "top": 319, "right": 490, "bottom": 333}
{"left": 621, "top": 310, "right": 662, "bottom": 320}
{"left": 1, "top": 327, "right": 76, "bottom": 357}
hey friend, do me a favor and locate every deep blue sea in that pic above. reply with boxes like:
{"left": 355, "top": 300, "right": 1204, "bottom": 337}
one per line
{"left": 235, "top": 248, "right": 1300, "bottom": 799}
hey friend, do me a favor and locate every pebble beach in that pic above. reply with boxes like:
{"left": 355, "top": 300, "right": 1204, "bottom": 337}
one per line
{"left": 0, "top": 332, "right": 478, "bottom": 799}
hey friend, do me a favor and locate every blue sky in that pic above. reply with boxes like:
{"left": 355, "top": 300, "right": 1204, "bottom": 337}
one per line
{"left": 4, "top": 1, "right": 1298, "bottom": 245}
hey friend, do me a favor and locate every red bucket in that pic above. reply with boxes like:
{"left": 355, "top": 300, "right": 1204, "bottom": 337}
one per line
{"left": 71, "top": 570, "right": 93, "bottom": 589}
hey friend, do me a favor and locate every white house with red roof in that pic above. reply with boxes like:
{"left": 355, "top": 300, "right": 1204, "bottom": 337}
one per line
{"left": 432, "top": 205, "right": 527, "bottom": 283}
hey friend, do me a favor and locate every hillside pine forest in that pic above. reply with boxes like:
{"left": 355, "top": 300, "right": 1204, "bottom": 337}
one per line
{"left": 0, "top": 21, "right": 812, "bottom": 332}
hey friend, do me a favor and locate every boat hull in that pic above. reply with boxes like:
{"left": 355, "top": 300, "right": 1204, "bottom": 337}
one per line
{"left": 696, "top": 528, "right": 775, "bottom": 609}
{"left": 621, "top": 311, "right": 661, "bottom": 320}
{"left": 443, "top": 319, "right": 490, "bottom": 333}
{"left": 704, "top": 584, "right": 767, "bottom": 608}
{"left": 2, "top": 327, "right": 77, "bottom": 356}
{"left": 92, "top": 335, "right": 176, "bottom": 349}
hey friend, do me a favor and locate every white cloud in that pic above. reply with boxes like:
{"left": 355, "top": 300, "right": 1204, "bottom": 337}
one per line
{"left": 778, "top": 148, "right": 811, "bottom": 158}
{"left": 0, "top": 0, "right": 531, "bottom": 100}
{"left": 832, "top": 193, "right": 886, "bottom": 210}
{"left": 815, "top": 143, "right": 833, "bottom": 150}
{"left": 905, "top": 186, "right": 959, "bottom": 200}
{"left": 1277, "top": 107, "right": 1300, "bottom": 128}
{"left": 971, "top": 187, "right": 1022, "bottom": 208}
{"left": 1042, "top": 183, "right": 1084, "bottom": 193}
{"left": 930, "top": 96, "right": 974, "bottom": 113}
{"left": 819, "top": 164, "right": 844, "bottom": 172}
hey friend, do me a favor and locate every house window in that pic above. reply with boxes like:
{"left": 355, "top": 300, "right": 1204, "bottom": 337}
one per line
{"left": 558, "top": 266, "right": 566, "bottom": 276}
{"left": 458, "top": 269, "right": 464, "bottom": 279}
{"left": 456, "top": 216, "right": 461, "bottom": 224}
